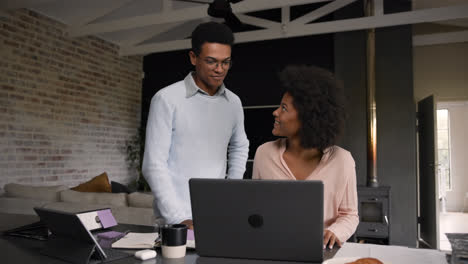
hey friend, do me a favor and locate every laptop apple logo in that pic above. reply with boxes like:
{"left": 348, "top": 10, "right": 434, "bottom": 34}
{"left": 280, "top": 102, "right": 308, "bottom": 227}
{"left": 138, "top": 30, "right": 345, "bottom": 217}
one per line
{"left": 248, "top": 214, "right": 263, "bottom": 228}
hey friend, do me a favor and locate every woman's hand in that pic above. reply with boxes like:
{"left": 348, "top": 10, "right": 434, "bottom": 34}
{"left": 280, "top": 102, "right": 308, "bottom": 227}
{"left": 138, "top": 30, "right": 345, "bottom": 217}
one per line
{"left": 180, "top": 219, "right": 194, "bottom": 230}
{"left": 323, "top": 229, "right": 342, "bottom": 249}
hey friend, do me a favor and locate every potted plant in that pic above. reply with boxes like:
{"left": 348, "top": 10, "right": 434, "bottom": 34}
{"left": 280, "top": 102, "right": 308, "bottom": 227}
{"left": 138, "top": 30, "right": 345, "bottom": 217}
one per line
{"left": 125, "top": 127, "right": 150, "bottom": 192}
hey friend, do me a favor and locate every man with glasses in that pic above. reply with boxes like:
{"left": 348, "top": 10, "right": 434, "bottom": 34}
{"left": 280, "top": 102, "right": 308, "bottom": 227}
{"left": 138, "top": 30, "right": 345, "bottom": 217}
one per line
{"left": 142, "top": 22, "right": 249, "bottom": 229}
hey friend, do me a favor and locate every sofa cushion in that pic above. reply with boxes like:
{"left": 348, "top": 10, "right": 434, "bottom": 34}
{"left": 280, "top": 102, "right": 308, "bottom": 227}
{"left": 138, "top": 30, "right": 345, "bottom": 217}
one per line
{"left": 60, "top": 190, "right": 127, "bottom": 207}
{"left": 71, "top": 172, "right": 111, "bottom": 193}
{"left": 43, "top": 202, "right": 115, "bottom": 214}
{"left": 111, "top": 206, "right": 158, "bottom": 226}
{"left": 4, "top": 183, "right": 68, "bottom": 202}
{"left": 127, "top": 192, "right": 153, "bottom": 208}
{"left": 0, "top": 197, "right": 50, "bottom": 215}
{"left": 42, "top": 203, "right": 159, "bottom": 226}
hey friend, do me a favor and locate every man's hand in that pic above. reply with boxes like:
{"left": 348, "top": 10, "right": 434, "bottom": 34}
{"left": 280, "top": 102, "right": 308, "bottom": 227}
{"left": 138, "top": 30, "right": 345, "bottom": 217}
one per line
{"left": 180, "top": 219, "right": 194, "bottom": 230}
{"left": 323, "top": 229, "right": 342, "bottom": 249}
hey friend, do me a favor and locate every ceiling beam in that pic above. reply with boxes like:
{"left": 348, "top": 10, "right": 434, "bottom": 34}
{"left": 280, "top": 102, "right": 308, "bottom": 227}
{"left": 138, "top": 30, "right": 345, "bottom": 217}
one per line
{"left": 374, "top": 0, "right": 384, "bottom": 16}
{"left": 436, "top": 19, "right": 468, "bottom": 28}
{"left": 71, "top": 0, "right": 136, "bottom": 26}
{"left": 140, "top": 19, "right": 206, "bottom": 44}
{"left": 118, "top": 22, "right": 186, "bottom": 47}
{"left": 413, "top": 30, "right": 468, "bottom": 46}
{"left": 282, "top": 6, "right": 290, "bottom": 24}
{"left": 70, "top": 0, "right": 329, "bottom": 37}
{"left": 0, "top": 0, "right": 58, "bottom": 10}
{"left": 279, "top": 3, "right": 468, "bottom": 40}
{"left": 236, "top": 14, "right": 281, "bottom": 29}
{"left": 289, "top": 0, "right": 357, "bottom": 26}
{"left": 120, "top": 3, "right": 468, "bottom": 56}
{"left": 163, "top": 0, "right": 173, "bottom": 12}
{"left": 121, "top": 39, "right": 192, "bottom": 56}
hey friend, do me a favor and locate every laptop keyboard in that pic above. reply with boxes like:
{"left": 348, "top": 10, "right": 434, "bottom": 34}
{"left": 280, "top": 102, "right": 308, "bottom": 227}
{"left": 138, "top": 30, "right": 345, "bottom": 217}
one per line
{"left": 3, "top": 221, "right": 50, "bottom": 241}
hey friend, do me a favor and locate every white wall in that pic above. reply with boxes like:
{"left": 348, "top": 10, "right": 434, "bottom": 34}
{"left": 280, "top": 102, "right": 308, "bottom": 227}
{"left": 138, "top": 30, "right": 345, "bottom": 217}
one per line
{"left": 414, "top": 42, "right": 468, "bottom": 102}
{"left": 441, "top": 102, "right": 468, "bottom": 212}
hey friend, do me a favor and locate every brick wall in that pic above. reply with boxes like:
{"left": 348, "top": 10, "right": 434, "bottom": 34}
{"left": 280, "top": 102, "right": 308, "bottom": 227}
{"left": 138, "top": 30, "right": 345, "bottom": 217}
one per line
{"left": 0, "top": 9, "right": 143, "bottom": 191}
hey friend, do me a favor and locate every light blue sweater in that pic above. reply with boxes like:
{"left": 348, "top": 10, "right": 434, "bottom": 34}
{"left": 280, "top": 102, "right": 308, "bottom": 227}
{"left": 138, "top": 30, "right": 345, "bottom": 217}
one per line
{"left": 142, "top": 73, "right": 249, "bottom": 224}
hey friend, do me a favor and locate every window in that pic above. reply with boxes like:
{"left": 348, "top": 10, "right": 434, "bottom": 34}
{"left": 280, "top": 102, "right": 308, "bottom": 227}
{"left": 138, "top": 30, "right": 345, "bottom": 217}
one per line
{"left": 437, "top": 109, "right": 451, "bottom": 191}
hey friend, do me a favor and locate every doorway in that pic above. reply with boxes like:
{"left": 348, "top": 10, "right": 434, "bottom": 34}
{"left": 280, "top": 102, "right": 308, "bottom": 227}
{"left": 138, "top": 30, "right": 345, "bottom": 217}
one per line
{"left": 436, "top": 101, "right": 468, "bottom": 251}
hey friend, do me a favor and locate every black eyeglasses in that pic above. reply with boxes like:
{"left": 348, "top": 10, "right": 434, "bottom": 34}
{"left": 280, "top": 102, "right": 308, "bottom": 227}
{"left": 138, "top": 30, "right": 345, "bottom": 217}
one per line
{"left": 202, "top": 58, "right": 232, "bottom": 70}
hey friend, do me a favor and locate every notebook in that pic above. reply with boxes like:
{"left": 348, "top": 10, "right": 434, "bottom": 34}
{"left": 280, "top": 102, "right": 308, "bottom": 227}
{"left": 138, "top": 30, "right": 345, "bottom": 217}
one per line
{"left": 33, "top": 207, "right": 132, "bottom": 264}
{"left": 111, "top": 232, "right": 158, "bottom": 249}
{"left": 189, "top": 179, "right": 324, "bottom": 263}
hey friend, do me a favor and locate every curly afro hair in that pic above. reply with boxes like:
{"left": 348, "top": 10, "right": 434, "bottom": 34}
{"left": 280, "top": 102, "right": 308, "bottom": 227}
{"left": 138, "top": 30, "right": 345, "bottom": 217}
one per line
{"left": 278, "top": 65, "right": 345, "bottom": 151}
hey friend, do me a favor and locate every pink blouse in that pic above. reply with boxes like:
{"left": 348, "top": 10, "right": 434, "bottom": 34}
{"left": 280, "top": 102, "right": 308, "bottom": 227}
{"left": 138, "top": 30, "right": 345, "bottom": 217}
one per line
{"left": 252, "top": 138, "right": 359, "bottom": 243}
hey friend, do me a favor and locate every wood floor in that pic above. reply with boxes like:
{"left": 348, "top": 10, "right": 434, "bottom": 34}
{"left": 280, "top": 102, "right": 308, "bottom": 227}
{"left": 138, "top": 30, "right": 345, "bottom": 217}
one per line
{"left": 439, "top": 212, "right": 468, "bottom": 251}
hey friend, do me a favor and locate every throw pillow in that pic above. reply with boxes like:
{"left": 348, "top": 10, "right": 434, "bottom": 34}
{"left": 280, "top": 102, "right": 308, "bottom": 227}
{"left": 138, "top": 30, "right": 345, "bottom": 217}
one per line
{"left": 71, "top": 172, "right": 111, "bottom": 193}
{"left": 111, "top": 181, "right": 131, "bottom": 194}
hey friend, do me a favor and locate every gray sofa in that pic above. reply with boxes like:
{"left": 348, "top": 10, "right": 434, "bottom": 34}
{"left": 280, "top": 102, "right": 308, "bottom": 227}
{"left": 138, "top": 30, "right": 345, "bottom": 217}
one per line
{"left": 0, "top": 183, "right": 162, "bottom": 227}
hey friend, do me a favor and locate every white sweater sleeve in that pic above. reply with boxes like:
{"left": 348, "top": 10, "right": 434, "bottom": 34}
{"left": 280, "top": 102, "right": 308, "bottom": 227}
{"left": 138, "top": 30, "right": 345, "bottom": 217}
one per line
{"left": 142, "top": 93, "right": 190, "bottom": 224}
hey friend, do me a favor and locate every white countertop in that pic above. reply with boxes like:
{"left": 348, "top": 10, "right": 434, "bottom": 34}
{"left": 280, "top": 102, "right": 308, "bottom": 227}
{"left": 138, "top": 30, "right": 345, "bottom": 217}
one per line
{"left": 332, "top": 242, "right": 447, "bottom": 264}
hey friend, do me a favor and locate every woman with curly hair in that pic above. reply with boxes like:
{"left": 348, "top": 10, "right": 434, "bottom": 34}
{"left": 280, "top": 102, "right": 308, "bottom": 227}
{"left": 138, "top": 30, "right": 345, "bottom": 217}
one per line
{"left": 252, "top": 65, "right": 358, "bottom": 249}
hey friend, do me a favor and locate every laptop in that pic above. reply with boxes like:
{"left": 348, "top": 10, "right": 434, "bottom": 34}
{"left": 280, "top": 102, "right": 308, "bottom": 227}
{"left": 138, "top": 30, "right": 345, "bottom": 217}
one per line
{"left": 189, "top": 179, "right": 324, "bottom": 263}
{"left": 3, "top": 220, "right": 49, "bottom": 240}
{"left": 33, "top": 207, "right": 132, "bottom": 264}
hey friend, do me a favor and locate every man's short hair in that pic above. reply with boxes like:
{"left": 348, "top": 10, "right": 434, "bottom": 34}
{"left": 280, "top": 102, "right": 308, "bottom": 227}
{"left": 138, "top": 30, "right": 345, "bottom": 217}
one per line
{"left": 191, "top": 22, "right": 234, "bottom": 56}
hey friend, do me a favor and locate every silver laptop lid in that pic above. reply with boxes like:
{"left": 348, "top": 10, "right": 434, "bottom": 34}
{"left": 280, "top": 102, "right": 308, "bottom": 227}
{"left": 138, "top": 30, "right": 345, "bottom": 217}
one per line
{"left": 189, "top": 179, "right": 324, "bottom": 262}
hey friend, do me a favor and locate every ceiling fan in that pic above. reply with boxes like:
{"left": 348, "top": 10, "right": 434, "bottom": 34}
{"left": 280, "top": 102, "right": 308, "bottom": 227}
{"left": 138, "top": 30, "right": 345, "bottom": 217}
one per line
{"left": 173, "top": 0, "right": 245, "bottom": 29}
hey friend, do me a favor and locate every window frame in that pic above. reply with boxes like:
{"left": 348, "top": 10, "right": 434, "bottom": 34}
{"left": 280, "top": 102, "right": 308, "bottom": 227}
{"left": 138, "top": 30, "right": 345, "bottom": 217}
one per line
{"left": 436, "top": 108, "right": 452, "bottom": 191}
